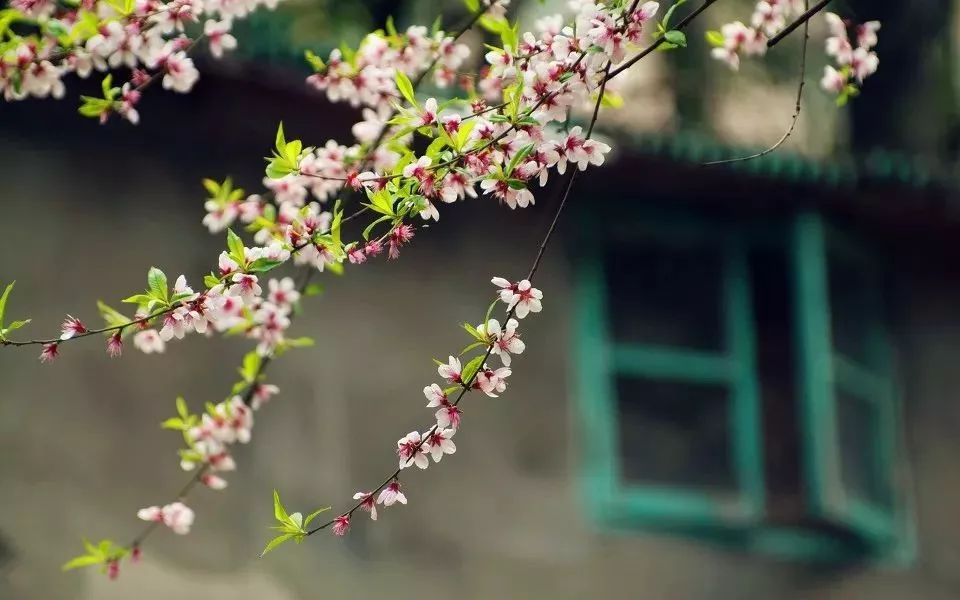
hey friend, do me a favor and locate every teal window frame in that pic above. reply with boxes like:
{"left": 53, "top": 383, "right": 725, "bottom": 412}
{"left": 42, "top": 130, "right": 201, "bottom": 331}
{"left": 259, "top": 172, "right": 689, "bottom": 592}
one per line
{"left": 575, "top": 215, "right": 765, "bottom": 532}
{"left": 575, "top": 209, "right": 912, "bottom": 563}
{"left": 792, "top": 212, "right": 910, "bottom": 559}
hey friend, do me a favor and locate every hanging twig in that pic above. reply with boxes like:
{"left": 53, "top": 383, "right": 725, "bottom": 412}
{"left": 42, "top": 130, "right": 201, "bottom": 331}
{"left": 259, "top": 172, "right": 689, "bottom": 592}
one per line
{"left": 703, "top": 0, "right": 811, "bottom": 167}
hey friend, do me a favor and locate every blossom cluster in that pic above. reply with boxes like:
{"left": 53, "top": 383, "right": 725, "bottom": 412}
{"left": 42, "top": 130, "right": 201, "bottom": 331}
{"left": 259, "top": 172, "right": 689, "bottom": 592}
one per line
{"left": 305, "top": 18, "right": 473, "bottom": 112}
{"left": 819, "top": 12, "right": 880, "bottom": 103}
{"left": 709, "top": 0, "right": 806, "bottom": 69}
{"left": 708, "top": 3, "right": 880, "bottom": 103}
{"left": 39, "top": 234, "right": 303, "bottom": 362}
{"left": 323, "top": 276, "right": 542, "bottom": 538}
{"left": 1, "top": 0, "right": 277, "bottom": 122}
{"left": 204, "top": 0, "right": 645, "bottom": 262}
{"left": 133, "top": 350, "right": 280, "bottom": 540}
{"left": 136, "top": 501, "right": 195, "bottom": 535}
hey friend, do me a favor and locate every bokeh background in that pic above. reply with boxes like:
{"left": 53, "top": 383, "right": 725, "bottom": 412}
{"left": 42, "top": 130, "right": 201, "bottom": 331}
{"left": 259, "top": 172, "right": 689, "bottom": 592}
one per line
{"left": 3, "top": 0, "right": 960, "bottom": 598}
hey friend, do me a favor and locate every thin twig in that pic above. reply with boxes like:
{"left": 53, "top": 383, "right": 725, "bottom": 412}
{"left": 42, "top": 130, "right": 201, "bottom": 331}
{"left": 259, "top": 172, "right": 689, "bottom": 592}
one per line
{"left": 767, "top": 0, "right": 832, "bottom": 48}
{"left": 607, "top": 0, "right": 722, "bottom": 80}
{"left": 703, "top": 0, "right": 810, "bottom": 166}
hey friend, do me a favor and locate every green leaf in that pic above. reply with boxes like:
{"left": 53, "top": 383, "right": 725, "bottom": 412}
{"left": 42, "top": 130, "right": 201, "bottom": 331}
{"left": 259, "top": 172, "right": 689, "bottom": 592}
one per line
{"left": 275, "top": 122, "right": 286, "bottom": 154}
{"left": 2, "top": 319, "right": 30, "bottom": 335}
{"left": 304, "top": 282, "right": 324, "bottom": 297}
{"left": 246, "top": 258, "right": 284, "bottom": 273}
{"left": 385, "top": 15, "right": 397, "bottom": 37}
{"left": 663, "top": 30, "right": 687, "bottom": 48}
{"left": 462, "top": 322, "right": 485, "bottom": 342}
{"left": 705, "top": 30, "right": 725, "bottom": 47}
{"left": 461, "top": 355, "right": 486, "bottom": 384}
{"left": 284, "top": 336, "right": 315, "bottom": 348}
{"left": 121, "top": 293, "right": 154, "bottom": 306}
{"left": 288, "top": 512, "right": 303, "bottom": 529}
{"left": 147, "top": 267, "right": 168, "bottom": 302}
{"left": 506, "top": 142, "right": 535, "bottom": 176}
{"left": 265, "top": 160, "right": 295, "bottom": 180}
{"left": 226, "top": 228, "right": 245, "bottom": 263}
{"left": 304, "top": 50, "right": 325, "bottom": 72}
{"left": 260, "top": 533, "right": 294, "bottom": 557}
{"left": 0, "top": 280, "right": 13, "bottom": 328}
{"left": 62, "top": 554, "right": 104, "bottom": 571}
{"left": 97, "top": 300, "right": 130, "bottom": 329}
{"left": 459, "top": 340, "right": 487, "bottom": 356}
{"left": 600, "top": 90, "right": 624, "bottom": 108}
{"left": 176, "top": 396, "right": 190, "bottom": 419}
{"left": 362, "top": 214, "right": 394, "bottom": 240}
{"left": 161, "top": 417, "right": 185, "bottom": 430}
{"left": 284, "top": 139, "right": 303, "bottom": 163}
{"left": 303, "top": 506, "right": 331, "bottom": 526}
{"left": 273, "top": 489, "right": 289, "bottom": 523}
{"left": 395, "top": 70, "right": 417, "bottom": 107}
{"left": 661, "top": 0, "right": 686, "bottom": 29}
{"left": 483, "top": 298, "right": 499, "bottom": 325}
{"left": 241, "top": 351, "right": 261, "bottom": 382}
{"left": 463, "top": 0, "right": 479, "bottom": 12}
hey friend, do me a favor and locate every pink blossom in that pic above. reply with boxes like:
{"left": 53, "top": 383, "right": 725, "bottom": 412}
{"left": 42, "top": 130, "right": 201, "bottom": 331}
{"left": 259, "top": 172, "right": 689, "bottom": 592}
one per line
{"left": 137, "top": 501, "right": 195, "bottom": 535}
{"left": 133, "top": 330, "right": 166, "bottom": 354}
{"left": 476, "top": 366, "right": 511, "bottom": 398}
{"left": 353, "top": 491, "right": 377, "bottom": 520}
{"left": 332, "top": 514, "right": 351, "bottom": 536}
{"left": 438, "top": 355, "right": 462, "bottom": 385}
{"left": 424, "top": 427, "right": 457, "bottom": 462}
{"left": 39, "top": 342, "right": 59, "bottom": 363}
{"left": 397, "top": 430, "right": 429, "bottom": 469}
{"left": 436, "top": 404, "right": 462, "bottom": 430}
{"left": 60, "top": 315, "right": 87, "bottom": 340}
{"left": 106, "top": 332, "right": 123, "bottom": 358}
{"left": 377, "top": 480, "right": 407, "bottom": 506}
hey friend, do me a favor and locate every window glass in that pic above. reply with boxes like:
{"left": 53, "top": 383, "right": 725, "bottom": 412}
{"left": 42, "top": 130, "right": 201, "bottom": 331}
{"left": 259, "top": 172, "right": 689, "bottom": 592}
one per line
{"left": 828, "top": 252, "right": 882, "bottom": 369}
{"left": 615, "top": 376, "right": 735, "bottom": 490}
{"left": 604, "top": 241, "right": 724, "bottom": 350}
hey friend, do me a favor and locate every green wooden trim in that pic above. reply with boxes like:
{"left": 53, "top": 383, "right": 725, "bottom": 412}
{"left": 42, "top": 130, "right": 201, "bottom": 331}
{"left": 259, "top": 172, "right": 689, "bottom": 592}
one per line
{"left": 725, "top": 238, "right": 766, "bottom": 520}
{"left": 573, "top": 241, "right": 620, "bottom": 524}
{"left": 612, "top": 345, "right": 733, "bottom": 383}
{"left": 846, "top": 498, "right": 896, "bottom": 544}
{"left": 833, "top": 354, "right": 892, "bottom": 404}
{"left": 612, "top": 486, "right": 749, "bottom": 527}
{"left": 747, "top": 527, "right": 865, "bottom": 563}
{"left": 792, "top": 211, "right": 843, "bottom": 514}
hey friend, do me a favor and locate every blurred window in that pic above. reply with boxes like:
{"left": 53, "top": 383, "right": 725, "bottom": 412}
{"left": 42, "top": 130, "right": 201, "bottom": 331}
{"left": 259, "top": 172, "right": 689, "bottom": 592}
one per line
{"left": 575, "top": 210, "right": 909, "bottom": 563}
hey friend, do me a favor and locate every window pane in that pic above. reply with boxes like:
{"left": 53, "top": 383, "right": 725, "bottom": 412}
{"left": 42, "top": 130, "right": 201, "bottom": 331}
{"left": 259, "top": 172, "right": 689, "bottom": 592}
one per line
{"left": 604, "top": 241, "right": 724, "bottom": 350}
{"left": 837, "top": 392, "right": 891, "bottom": 509}
{"left": 615, "top": 376, "right": 735, "bottom": 490}
{"left": 749, "top": 249, "right": 806, "bottom": 522}
{"left": 828, "top": 253, "right": 882, "bottom": 369}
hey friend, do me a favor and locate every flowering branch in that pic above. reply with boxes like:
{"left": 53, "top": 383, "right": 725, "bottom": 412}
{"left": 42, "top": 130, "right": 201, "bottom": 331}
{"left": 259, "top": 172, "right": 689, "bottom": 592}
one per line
{"left": 703, "top": 0, "right": 810, "bottom": 166}
{"left": 275, "top": 9, "right": 622, "bottom": 550}
{"left": 1, "top": 0, "right": 886, "bottom": 578}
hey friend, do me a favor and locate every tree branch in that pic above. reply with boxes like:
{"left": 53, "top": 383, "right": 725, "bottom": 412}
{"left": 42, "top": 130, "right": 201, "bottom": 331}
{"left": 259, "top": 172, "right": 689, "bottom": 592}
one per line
{"left": 703, "top": 0, "right": 810, "bottom": 166}
{"left": 767, "top": 0, "right": 832, "bottom": 48}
